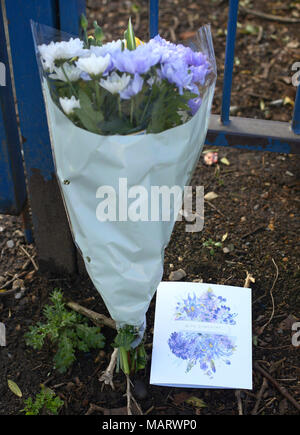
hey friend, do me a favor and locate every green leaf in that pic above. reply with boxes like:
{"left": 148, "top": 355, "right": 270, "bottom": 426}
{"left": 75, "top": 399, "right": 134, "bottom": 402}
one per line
{"left": 8, "top": 379, "right": 22, "bottom": 398}
{"left": 74, "top": 89, "right": 103, "bottom": 134}
{"left": 124, "top": 17, "right": 136, "bottom": 50}
{"left": 98, "top": 117, "right": 133, "bottom": 135}
{"left": 220, "top": 157, "right": 230, "bottom": 166}
{"left": 185, "top": 396, "right": 207, "bottom": 408}
{"left": 135, "top": 344, "right": 147, "bottom": 370}
{"left": 21, "top": 386, "right": 63, "bottom": 415}
{"left": 112, "top": 325, "right": 137, "bottom": 351}
{"left": 54, "top": 333, "right": 76, "bottom": 373}
{"left": 93, "top": 21, "right": 104, "bottom": 46}
{"left": 80, "top": 14, "right": 88, "bottom": 31}
{"left": 24, "top": 289, "right": 105, "bottom": 374}
{"left": 24, "top": 324, "right": 48, "bottom": 350}
{"left": 75, "top": 324, "right": 105, "bottom": 351}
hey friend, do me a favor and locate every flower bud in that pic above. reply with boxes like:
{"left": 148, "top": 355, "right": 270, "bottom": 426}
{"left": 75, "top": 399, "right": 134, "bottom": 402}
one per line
{"left": 80, "top": 14, "right": 88, "bottom": 31}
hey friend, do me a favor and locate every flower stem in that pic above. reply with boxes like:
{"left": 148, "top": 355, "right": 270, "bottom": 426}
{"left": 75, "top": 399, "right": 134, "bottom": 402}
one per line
{"left": 130, "top": 98, "right": 134, "bottom": 125}
{"left": 94, "top": 80, "right": 100, "bottom": 108}
{"left": 61, "top": 64, "right": 78, "bottom": 98}
{"left": 120, "top": 347, "right": 130, "bottom": 375}
{"left": 118, "top": 95, "right": 122, "bottom": 118}
{"left": 140, "top": 89, "right": 152, "bottom": 126}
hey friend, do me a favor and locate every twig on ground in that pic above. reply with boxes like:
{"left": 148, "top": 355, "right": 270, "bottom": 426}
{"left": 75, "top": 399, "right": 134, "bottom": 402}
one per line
{"left": 0, "top": 271, "right": 28, "bottom": 296}
{"left": 235, "top": 390, "right": 243, "bottom": 415}
{"left": 257, "top": 397, "right": 277, "bottom": 414}
{"left": 19, "top": 245, "right": 39, "bottom": 271}
{"left": 124, "top": 374, "right": 143, "bottom": 415}
{"left": 240, "top": 6, "right": 300, "bottom": 24}
{"left": 21, "top": 258, "right": 31, "bottom": 270}
{"left": 99, "top": 348, "right": 118, "bottom": 391}
{"left": 126, "top": 375, "right": 132, "bottom": 415}
{"left": 251, "top": 377, "right": 268, "bottom": 415}
{"left": 66, "top": 301, "right": 116, "bottom": 329}
{"left": 85, "top": 403, "right": 106, "bottom": 415}
{"left": 205, "top": 200, "right": 227, "bottom": 219}
{"left": 254, "top": 362, "right": 300, "bottom": 412}
{"left": 244, "top": 271, "right": 255, "bottom": 289}
{"left": 144, "top": 405, "right": 155, "bottom": 415}
{"left": 257, "top": 258, "right": 278, "bottom": 335}
{"left": 241, "top": 225, "right": 265, "bottom": 240}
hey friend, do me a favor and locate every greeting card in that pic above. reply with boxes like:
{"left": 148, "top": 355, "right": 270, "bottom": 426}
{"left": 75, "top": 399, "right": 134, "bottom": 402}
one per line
{"left": 150, "top": 282, "right": 252, "bottom": 389}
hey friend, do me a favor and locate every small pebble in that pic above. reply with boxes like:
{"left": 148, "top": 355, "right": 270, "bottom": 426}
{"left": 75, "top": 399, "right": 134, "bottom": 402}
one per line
{"left": 6, "top": 240, "right": 14, "bottom": 248}
{"left": 169, "top": 268, "right": 186, "bottom": 281}
{"left": 14, "top": 292, "right": 23, "bottom": 300}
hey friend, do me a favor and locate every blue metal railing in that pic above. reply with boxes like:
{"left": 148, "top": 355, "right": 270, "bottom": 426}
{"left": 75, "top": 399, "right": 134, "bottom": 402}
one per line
{"left": 149, "top": 0, "right": 159, "bottom": 38}
{"left": 292, "top": 85, "right": 300, "bottom": 134}
{"left": 221, "top": 0, "right": 239, "bottom": 125}
{"left": 149, "top": 0, "right": 300, "bottom": 142}
{"left": 0, "top": 2, "right": 27, "bottom": 216}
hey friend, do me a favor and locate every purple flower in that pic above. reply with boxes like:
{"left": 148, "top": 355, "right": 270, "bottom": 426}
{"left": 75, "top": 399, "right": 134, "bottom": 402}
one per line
{"left": 119, "top": 73, "right": 144, "bottom": 99}
{"left": 190, "top": 65, "right": 208, "bottom": 85}
{"left": 188, "top": 97, "right": 202, "bottom": 115}
{"left": 160, "top": 60, "right": 192, "bottom": 94}
{"left": 174, "top": 290, "right": 237, "bottom": 325}
{"left": 113, "top": 45, "right": 161, "bottom": 75}
{"left": 168, "top": 331, "right": 236, "bottom": 376}
{"left": 185, "top": 49, "right": 208, "bottom": 67}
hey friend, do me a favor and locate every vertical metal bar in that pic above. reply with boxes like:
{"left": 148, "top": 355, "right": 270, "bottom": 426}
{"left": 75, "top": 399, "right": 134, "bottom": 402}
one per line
{"left": 149, "top": 0, "right": 159, "bottom": 38}
{"left": 4, "top": 0, "right": 77, "bottom": 273}
{"left": 0, "top": 0, "right": 27, "bottom": 216}
{"left": 292, "top": 85, "right": 300, "bottom": 135}
{"left": 58, "top": 0, "right": 86, "bottom": 35}
{"left": 221, "top": 0, "right": 239, "bottom": 125}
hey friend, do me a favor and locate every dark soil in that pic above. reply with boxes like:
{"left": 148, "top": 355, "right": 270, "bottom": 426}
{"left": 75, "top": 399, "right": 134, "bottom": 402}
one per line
{"left": 0, "top": 0, "right": 299, "bottom": 416}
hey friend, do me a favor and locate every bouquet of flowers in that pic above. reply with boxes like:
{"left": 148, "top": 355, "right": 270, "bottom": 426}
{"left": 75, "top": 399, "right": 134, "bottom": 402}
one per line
{"left": 31, "top": 16, "right": 216, "bottom": 379}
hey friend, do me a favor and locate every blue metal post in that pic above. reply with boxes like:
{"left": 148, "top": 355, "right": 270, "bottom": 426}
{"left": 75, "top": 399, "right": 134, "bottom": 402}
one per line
{"left": 149, "top": 0, "right": 159, "bottom": 38}
{"left": 0, "top": 2, "right": 27, "bottom": 216}
{"left": 292, "top": 85, "right": 300, "bottom": 135}
{"left": 58, "top": 0, "right": 86, "bottom": 35}
{"left": 221, "top": 0, "right": 239, "bottom": 125}
{"left": 4, "top": 0, "right": 78, "bottom": 272}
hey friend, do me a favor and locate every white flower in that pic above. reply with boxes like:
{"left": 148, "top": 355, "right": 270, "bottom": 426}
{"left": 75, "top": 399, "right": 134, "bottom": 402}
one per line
{"left": 76, "top": 53, "right": 111, "bottom": 76}
{"left": 90, "top": 39, "right": 123, "bottom": 57}
{"left": 38, "top": 38, "right": 84, "bottom": 72}
{"left": 99, "top": 72, "right": 131, "bottom": 94}
{"left": 59, "top": 96, "right": 80, "bottom": 115}
{"left": 49, "top": 63, "right": 81, "bottom": 82}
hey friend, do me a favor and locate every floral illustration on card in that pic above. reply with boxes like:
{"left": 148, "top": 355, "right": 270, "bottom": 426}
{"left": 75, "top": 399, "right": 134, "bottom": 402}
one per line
{"left": 168, "top": 288, "right": 238, "bottom": 376}
{"left": 174, "top": 288, "right": 237, "bottom": 324}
